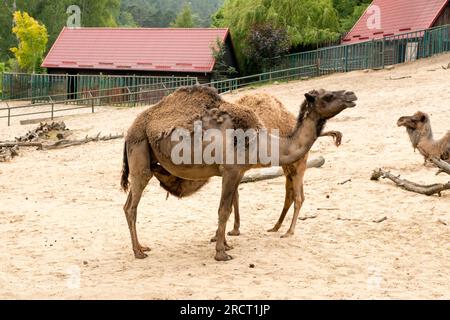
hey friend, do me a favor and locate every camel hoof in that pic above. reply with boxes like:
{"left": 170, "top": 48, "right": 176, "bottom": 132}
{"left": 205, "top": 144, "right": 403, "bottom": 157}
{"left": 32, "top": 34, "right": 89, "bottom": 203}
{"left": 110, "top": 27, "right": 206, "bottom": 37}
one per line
{"left": 215, "top": 252, "right": 233, "bottom": 261}
{"left": 281, "top": 232, "right": 294, "bottom": 238}
{"left": 210, "top": 236, "right": 217, "bottom": 243}
{"left": 134, "top": 251, "right": 148, "bottom": 259}
{"left": 267, "top": 227, "right": 279, "bottom": 233}
{"left": 227, "top": 230, "right": 240, "bottom": 236}
{"left": 140, "top": 246, "right": 151, "bottom": 252}
{"left": 224, "top": 243, "right": 234, "bottom": 251}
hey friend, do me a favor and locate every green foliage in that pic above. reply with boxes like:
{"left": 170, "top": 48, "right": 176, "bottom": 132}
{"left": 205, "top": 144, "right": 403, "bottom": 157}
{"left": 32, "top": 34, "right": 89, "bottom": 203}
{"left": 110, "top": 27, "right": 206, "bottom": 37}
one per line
{"left": 10, "top": 11, "right": 48, "bottom": 73}
{"left": 339, "top": 3, "right": 370, "bottom": 32}
{"left": 213, "top": 0, "right": 341, "bottom": 72}
{"left": 120, "top": 0, "right": 224, "bottom": 28}
{"left": 245, "top": 23, "right": 290, "bottom": 72}
{"left": 0, "top": 0, "right": 121, "bottom": 62}
{"left": 0, "top": 62, "right": 4, "bottom": 94}
{"left": 211, "top": 38, "right": 237, "bottom": 80}
{"left": 170, "top": 4, "right": 198, "bottom": 28}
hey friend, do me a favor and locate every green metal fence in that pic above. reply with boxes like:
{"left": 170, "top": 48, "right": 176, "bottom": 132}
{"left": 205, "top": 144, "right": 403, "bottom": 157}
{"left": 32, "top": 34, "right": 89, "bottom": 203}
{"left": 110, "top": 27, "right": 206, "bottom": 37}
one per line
{"left": 269, "top": 24, "right": 450, "bottom": 73}
{"left": 210, "top": 64, "right": 318, "bottom": 93}
{"left": 1, "top": 73, "right": 198, "bottom": 100}
{"left": 0, "top": 85, "right": 190, "bottom": 126}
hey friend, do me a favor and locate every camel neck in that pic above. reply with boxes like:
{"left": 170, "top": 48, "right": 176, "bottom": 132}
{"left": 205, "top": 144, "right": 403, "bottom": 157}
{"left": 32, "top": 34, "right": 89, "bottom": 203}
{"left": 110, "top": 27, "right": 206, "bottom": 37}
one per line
{"left": 277, "top": 110, "right": 325, "bottom": 165}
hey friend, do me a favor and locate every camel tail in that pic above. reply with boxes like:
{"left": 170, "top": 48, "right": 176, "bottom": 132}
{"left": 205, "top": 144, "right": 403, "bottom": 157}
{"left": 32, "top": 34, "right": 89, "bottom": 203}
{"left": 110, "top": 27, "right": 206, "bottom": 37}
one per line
{"left": 121, "top": 141, "right": 130, "bottom": 192}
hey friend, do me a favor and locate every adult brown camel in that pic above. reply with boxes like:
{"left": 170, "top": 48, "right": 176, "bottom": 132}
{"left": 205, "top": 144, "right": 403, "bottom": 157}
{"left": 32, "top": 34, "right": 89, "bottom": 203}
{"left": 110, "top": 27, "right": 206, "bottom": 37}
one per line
{"left": 210, "top": 93, "right": 343, "bottom": 240}
{"left": 397, "top": 111, "right": 450, "bottom": 164}
{"left": 121, "top": 86, "right": 357, "bottom": 261}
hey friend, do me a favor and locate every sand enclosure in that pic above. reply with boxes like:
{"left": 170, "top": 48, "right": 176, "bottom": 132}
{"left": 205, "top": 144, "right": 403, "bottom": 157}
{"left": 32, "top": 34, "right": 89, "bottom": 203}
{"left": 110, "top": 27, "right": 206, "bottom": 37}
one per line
{"left": 0, "top": 54, "right": 449, "bottom": 299}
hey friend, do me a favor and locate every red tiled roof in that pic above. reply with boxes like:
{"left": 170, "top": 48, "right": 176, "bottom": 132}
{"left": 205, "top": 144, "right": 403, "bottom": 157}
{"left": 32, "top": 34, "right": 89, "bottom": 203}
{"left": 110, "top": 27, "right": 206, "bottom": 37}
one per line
{"left": 342, "top": 0, "right": 449, "bottom": 44}
{"left": 42, "top": 27, "right": 231, "bottom": 73}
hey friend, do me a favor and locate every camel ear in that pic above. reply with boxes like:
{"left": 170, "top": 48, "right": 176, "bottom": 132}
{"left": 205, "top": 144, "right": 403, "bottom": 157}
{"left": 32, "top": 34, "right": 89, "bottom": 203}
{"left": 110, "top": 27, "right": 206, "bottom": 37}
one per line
{"left": 305, "top": 93, "right": 316, "bottom": 103}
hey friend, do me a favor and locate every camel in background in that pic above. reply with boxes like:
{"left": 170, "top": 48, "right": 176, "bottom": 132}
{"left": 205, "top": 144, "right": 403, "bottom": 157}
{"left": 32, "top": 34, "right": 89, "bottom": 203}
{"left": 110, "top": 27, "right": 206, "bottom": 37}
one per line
{"left": 398, "top": 111, "right": 450, "bottom": 164}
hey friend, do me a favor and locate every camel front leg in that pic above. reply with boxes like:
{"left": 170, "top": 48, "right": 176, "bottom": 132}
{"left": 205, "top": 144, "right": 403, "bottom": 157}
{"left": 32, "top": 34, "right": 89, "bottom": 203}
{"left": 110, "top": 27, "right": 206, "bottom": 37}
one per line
{"left": 215, "top": 170, "right": 242, "bottom": 261}
{"left": 281, "top": 160, "right": 307, "bottom": 238}
{"left": 320, "top": 130, "right": 343, "bottom": 147}
{"left": 210, "top": 190, "right": 240, "bottom": 242}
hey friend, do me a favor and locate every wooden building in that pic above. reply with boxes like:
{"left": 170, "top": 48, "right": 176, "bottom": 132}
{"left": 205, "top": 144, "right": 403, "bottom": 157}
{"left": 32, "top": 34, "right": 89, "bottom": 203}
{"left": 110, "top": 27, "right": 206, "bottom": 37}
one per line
{"left": 42, "top": 27, "right": 239, "bottom": 84}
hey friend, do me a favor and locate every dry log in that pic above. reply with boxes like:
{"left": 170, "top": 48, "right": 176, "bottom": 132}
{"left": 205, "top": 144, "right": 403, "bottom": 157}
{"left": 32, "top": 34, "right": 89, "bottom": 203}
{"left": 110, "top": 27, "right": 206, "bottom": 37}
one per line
{"left": 371, "top": 168, "right": 450, "bottom": 196}
{"left": 431, "top": 158, "right": 450, "bottom": 176}
{"left": 43, "top": 133, "right": 124, "bottom": 150}
{"left": 0, "top": 142, "right": 43, "bottom": 148}
{"left": 0, "top": 133, "right": 124, "bottom": 153}
{"left": 388, "top": 75, "right": 412, "bottom": 80}
{"left": 240, "top": 156, "right": 325, "bottom": 183}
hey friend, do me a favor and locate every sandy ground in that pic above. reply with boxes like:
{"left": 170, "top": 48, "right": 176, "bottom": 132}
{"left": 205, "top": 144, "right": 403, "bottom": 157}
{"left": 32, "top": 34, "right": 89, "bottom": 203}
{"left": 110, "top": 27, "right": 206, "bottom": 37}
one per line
{"left": 0, "top": 54, "right": 449, "bottom": 300}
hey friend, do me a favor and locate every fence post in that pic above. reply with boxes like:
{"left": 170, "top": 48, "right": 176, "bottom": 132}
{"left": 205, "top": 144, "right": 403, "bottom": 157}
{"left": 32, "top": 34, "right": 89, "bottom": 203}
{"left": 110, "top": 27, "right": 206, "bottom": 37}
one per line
{"left": 51, "top": 103, "right": 54, "bottom": 120}
{"left": 344, "top": 46, "right": 349, "bottom": 72}
{"left": 89, "top": 92, "right": 94, "bottom": 113}
{"left": 6, "top": 101, "right": 10, "bottom": 126}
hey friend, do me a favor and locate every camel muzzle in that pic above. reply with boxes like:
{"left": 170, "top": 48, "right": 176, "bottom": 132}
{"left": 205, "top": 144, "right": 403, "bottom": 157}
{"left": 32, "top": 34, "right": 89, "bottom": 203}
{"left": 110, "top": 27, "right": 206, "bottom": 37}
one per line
{"left": 344, "top": 91, "right": 357, "bottom": 108}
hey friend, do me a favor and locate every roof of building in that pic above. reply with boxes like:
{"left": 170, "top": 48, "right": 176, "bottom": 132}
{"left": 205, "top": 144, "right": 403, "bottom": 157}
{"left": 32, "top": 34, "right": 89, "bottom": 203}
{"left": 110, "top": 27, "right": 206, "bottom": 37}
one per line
{"left": 342, "top": 0, "right": 449, "bottom": 44}
{"left": 42, "top": 27, "right": 231, "bottom": 73}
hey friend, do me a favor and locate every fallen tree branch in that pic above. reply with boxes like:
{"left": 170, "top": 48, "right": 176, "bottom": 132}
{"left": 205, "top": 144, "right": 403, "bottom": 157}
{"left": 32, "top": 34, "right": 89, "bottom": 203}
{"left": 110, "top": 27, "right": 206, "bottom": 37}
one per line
{"left": 373, "top": 216, "right": 388, "bottom": 223}
{"left": 371, "top": 168, "right": 450, "bottom": 196}
{"left": 43, "top": 133, "right": 124, "bottom": 150}
{"left": 0, "top": 142, "right": 44, "bottom": 149}
{"left": 240, "top": 157, "right": 325, "bottom": 183}
{"left": 388, "top": 75, "right": 412, "bottom": 80}
{"left": 338, "top": 178, "right": 352, "bottom": 185}
{"left": 431, "top": 157, "right": 450, "bottom": 176}
{"left": 0, "top": 133, "right": 124, "bottom": 153}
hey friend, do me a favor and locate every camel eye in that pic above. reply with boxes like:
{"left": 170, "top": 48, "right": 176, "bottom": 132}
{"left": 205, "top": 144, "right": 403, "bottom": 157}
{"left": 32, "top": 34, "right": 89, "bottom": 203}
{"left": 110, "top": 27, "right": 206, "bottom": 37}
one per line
{"left": 323, "top": 94, "right": 334, "bottom": 102}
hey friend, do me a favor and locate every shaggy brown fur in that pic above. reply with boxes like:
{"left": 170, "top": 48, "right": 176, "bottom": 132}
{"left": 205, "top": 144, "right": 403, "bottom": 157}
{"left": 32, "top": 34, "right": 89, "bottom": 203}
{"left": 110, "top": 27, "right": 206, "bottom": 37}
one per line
{"left": 126, "top": 86, "right": 262, "bottom": 150}
{"left": 398, "top": 111, "right": 450, "bottom": 163}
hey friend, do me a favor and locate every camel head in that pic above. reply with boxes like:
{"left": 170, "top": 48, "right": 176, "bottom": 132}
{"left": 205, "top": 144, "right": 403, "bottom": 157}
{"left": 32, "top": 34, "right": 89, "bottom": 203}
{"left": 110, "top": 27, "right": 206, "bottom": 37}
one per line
{"left": 397, "top": 111, "right": 430, "bottom": 130}
{"left": 304, "top": 89, "right": 357, "bottom": 119}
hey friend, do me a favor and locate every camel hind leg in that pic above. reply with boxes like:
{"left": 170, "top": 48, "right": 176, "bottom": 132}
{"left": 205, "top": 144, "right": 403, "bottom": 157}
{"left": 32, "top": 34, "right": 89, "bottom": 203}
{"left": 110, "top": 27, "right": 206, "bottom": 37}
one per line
{"left": 123, "top": 140, "right": 153, "bottom": 259}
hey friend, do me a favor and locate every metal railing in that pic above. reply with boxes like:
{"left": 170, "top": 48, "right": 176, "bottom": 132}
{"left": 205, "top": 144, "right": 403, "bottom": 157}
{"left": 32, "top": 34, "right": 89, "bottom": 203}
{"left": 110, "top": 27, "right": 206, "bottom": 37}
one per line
{"left": 0, "top": 85, "right": 183, "bottom": 126}
{"left": 269, "top": 24, "right": 450, "bottom": 73}
{"left": 1, "top": 72, "right": 198, "bottom": 100}
{"left": 209, "top": 64, "right": 318, "bottom": 94}
{"left": 5, "top": 78, "right": 198, "bottom": 104}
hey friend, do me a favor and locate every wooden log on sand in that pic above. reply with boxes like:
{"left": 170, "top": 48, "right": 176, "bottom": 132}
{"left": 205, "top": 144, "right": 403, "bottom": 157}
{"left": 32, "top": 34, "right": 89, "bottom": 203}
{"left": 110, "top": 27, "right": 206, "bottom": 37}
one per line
{"left": 240, "top": 156, "right": 325, "bottom": 184}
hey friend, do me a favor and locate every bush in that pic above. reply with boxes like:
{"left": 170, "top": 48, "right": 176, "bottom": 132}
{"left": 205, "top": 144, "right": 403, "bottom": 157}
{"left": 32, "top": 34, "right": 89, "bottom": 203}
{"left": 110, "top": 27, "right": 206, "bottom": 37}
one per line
{"left": 245, "top": 23, "right": 290, "bottom": 73}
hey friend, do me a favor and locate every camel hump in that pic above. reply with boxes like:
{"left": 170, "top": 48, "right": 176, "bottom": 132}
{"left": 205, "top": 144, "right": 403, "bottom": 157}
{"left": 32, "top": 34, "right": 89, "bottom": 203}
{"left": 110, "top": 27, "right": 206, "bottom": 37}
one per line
{"left": 235, "top": 93, "right": 296, "bottom": 135}
{"left": 173, "top": 85, "right": 223, "bottom": 105}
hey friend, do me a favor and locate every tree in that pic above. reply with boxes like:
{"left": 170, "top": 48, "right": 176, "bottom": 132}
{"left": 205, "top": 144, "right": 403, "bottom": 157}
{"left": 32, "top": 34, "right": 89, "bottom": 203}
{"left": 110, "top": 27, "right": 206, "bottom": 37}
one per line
{"left": 245, "top": 23, "right": 290, "bottom": 72}
{"left": 170, "top": 3, "right": 197, "bottom": 28}
{"left": 212, "top": 0, "right": 341, "bottom": 72}
{"left": 10, "top": 11, "right": 48, "bottom": 73}
{"left": 211, "top": 38, "right": 237, "bottom": 80}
